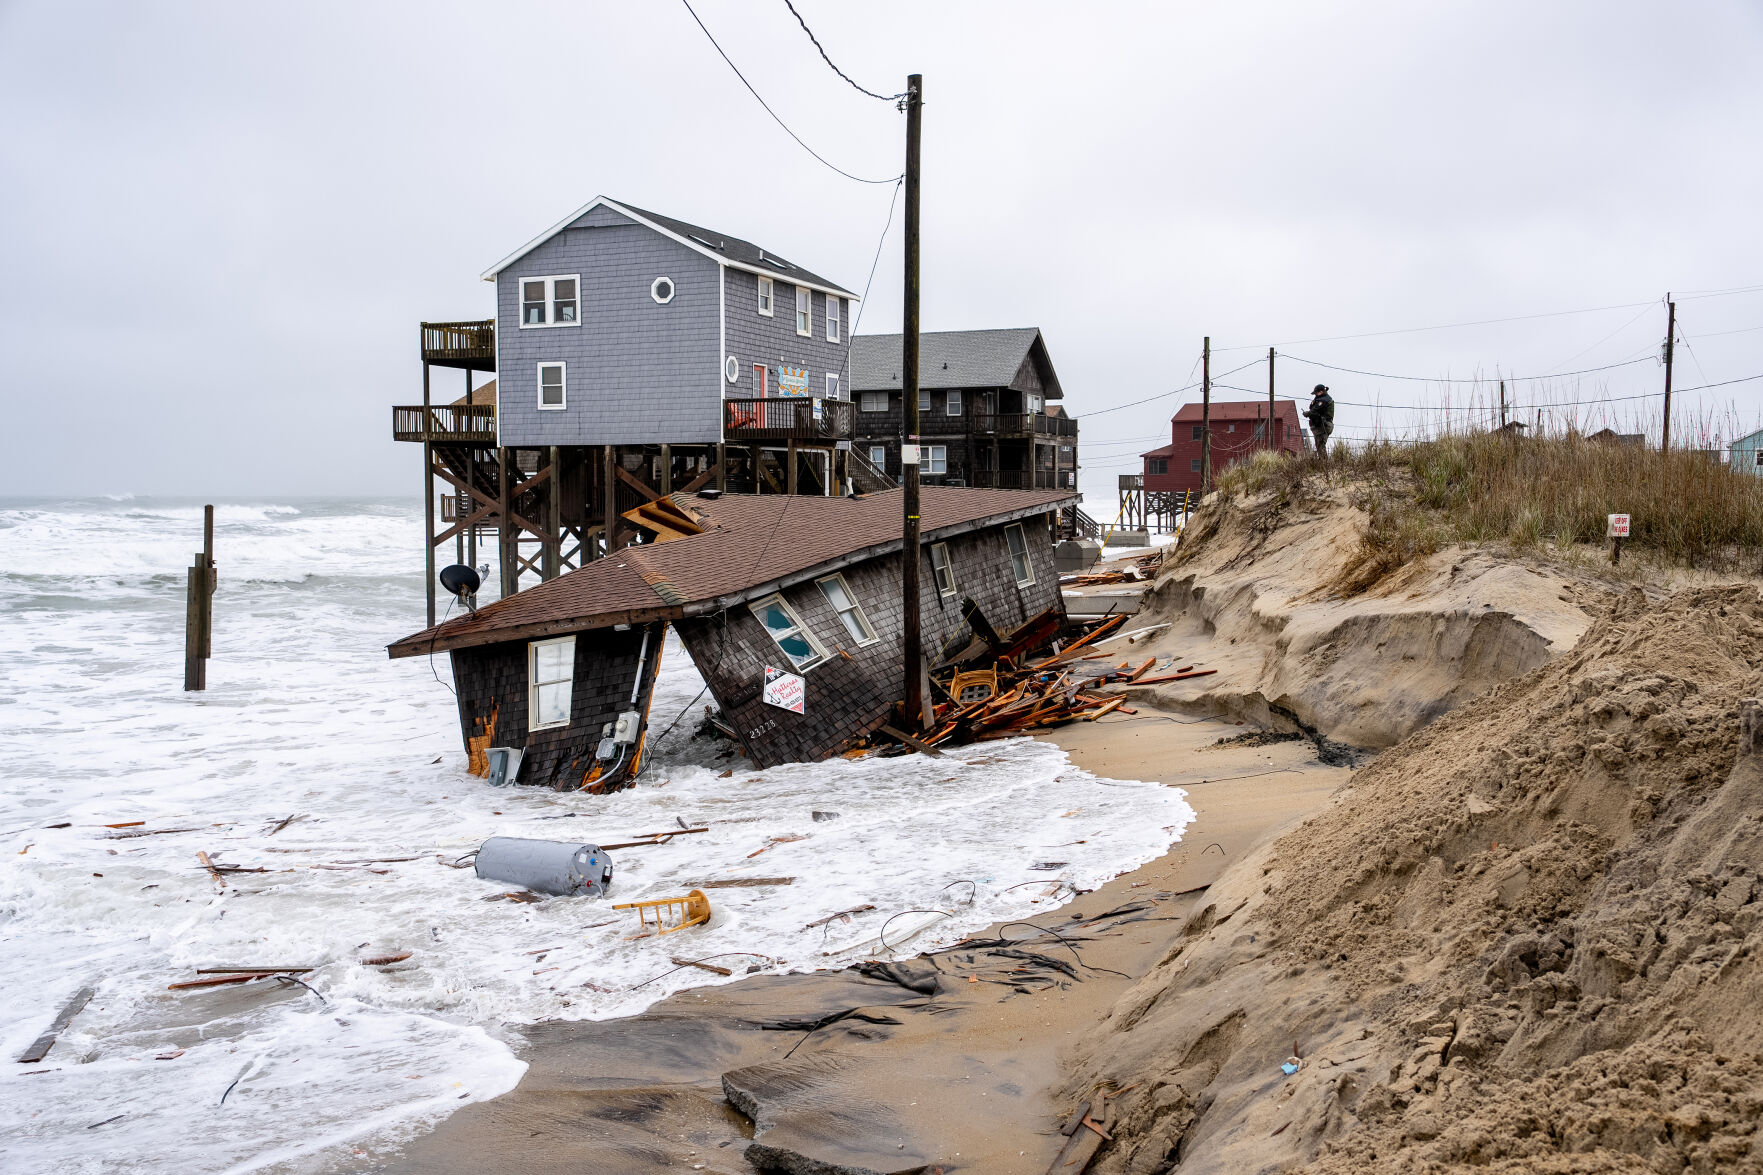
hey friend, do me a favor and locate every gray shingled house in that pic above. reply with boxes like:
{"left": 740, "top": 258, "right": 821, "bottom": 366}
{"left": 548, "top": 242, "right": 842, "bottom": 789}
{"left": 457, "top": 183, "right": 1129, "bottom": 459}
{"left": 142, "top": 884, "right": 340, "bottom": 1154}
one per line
{"left": 849, "top": 328, "right": 1079, "bottom": 494}
{"left": 388, "top": 487, "right": 1072, "bottom": 782}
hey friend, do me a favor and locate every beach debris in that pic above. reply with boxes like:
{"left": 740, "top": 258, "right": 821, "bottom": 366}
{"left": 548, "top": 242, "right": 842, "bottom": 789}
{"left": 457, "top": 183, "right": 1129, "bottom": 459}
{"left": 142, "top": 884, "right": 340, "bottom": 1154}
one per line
{"left": 804, "top": 903, "right": 876, "bottom": 930}
{"left": 361, "top": 952, "right": 413, "bottom": 967}
{"left": 87, "top": 1114, "right": 126, "bottom": 1130}
{"left": 473, "top": 837, "right": 614, "bottom": 897}
{"left": 155, "top": 1050, "right": 185, "bottom": 1061}
{"left": 1046, "top": 1095, "right": 1118, "bottom": 1173}
{"left": 196, "top": 965, "right": 315, "bottom": 975}
{"left": 697, "top": 877, "right": 794, "bottom": 889}
{"left": 746, "top": 834, "right": 809, "bottom": 859}
{"left": 1115, "top": 668, "right": 1218, "bottom": 687}
{"left": 104, "top": 827, "right": 200, "bottom": 839}
{"left": 197, "top": 851, "right": 227, "bottom": 888}
{"left": 481, "top": 891, "right": 542, "bottom": 903}
{"left": 614, "top": 888, "right": 713, "bottom": 937}
{"left": 598, "top": 826, "right": 709, "bottom": 850}
{"left": 854, "top": 960, "right": 939, "bottom": 995}
{"left": 264, "top": 814, "right": 302, "bottom": 835}
{"left": 16, "top": 985, "right": 96, "bottom": 1064}
{"left": 810, "top": 810, "right": 840, "bottom": 822}
{"left": 671, "top": 956, "right": 734, "bottom": 976}
{"left": 168, "top": 973, "right": 274, "bottom": 991}
{"left": 104, "top": 821, "right": 145, "bottom": 829}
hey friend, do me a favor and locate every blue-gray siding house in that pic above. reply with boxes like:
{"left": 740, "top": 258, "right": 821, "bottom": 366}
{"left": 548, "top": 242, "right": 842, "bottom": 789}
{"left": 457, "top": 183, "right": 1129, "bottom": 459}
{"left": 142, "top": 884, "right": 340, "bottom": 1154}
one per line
{"left": 1731, "top": 426, "right": 1763, "bottom": 477}
{"left": 480, "top": 197, "right": 859, "bottom": 447}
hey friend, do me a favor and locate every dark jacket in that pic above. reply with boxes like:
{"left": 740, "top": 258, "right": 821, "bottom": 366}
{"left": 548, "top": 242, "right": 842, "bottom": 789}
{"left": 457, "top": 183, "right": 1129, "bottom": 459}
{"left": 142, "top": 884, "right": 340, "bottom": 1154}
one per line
{"left": 1305, "top": 393, "right": 1335, "bottom": 431}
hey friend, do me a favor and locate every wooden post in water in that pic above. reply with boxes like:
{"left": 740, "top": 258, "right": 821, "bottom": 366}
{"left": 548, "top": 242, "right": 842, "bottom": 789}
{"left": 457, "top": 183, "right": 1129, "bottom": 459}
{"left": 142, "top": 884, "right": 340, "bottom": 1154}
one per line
{"left": 183, "top": 504, "right": 215, "bottom": 691}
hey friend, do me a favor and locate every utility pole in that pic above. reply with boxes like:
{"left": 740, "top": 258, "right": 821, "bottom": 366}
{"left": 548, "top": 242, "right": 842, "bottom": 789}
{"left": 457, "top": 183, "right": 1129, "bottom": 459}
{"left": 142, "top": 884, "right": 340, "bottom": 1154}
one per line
{"left": 1499, "top": 380, "right": 1507, "bottom": 430}
{"left": 901, "top": 73, "right": 925, "bottom": 730}
{"left": 1661, "top": 294, "right": 1676, "bottom": 452}
{"left": 1199, "top": 337, "right": 1212, "bottom": 493}
{"left": 1267, "top": 347, "right": 1276, "bottom": 452}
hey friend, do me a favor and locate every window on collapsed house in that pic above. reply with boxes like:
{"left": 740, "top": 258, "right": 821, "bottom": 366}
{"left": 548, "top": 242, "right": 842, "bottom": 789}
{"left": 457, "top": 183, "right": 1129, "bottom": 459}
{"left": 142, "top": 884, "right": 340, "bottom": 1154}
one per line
{"left": 795, "top": 286, "right": 811, "bottom": 335}
{"left": 751, "top": 593, "right": 828, "bottom": 670}
{"left": 869, "top": 444, "right": 887, "bottom": 468}
{"left": 528, "top": 636, "right": 576, "bottom": 730}
{"left": 924, "top": 445, "right": 947, "bottom": 474}
{"left": 1148, "top": 457, "right": 1168, "bottom": 475}
{"left": 946, "top": 390, "right": 963, "bottom": 416}
{"left": 757, "top": 276, "right": 774, "bottom": 316}
{"left": 930, "top": 542, "right": 956, "bottom": 598}
{"left": 520, "top": 276, "right": 579, "bottom": 327}
{"left": 859, "top": 391, "right": 888, "bottom": 412}
{"left": 1004, "top": 523, "right": 1035, "bottom": 587}
{"left": 1190, "top": 458, "right": 1202, "bottom": 472}
{"left": 826, "top": 296, "right": 840, "bottom": 342}
{"left": 817, "top": 574, "right": 878, "bottom": 647}
{"left": 538, "top": 362, "right": 566, "bottom": 410}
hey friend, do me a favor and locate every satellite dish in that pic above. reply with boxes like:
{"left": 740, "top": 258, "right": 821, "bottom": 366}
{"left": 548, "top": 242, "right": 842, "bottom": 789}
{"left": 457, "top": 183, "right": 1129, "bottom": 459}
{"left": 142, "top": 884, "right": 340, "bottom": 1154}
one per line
{"left": 439, "top": 564, "right": 481, "bottom": 613}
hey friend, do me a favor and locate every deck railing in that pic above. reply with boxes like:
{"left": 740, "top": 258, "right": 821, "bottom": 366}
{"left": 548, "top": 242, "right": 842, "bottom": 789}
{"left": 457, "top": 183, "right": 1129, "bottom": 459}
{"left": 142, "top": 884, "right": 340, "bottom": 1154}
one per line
{"left": 971, "top": 412, "right": 1078, "bottom": 439}
{"left": 392, "top": 403, "right": 499, "bottom": 443}
{"left": 724, "top": 397, "right": 853, "bottom": 442}
{"left": 971, "top": 469, "right": 1066, "bottom": 490}
{"left": 421, "top": 319, "right": 496, "bottom": 370}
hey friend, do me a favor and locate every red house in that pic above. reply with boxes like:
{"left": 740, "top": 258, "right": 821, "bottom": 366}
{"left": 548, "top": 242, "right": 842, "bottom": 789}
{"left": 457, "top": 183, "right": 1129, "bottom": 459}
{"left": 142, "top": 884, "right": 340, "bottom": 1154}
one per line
{"left": 1140, "top": 399, "right": 1305, "bottom": 493}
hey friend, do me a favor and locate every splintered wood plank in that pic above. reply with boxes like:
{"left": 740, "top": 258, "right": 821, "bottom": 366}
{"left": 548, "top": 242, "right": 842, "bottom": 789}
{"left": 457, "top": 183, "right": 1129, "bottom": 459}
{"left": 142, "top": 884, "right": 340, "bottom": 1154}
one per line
{"left": 17, "top": 986, "right": 96, "bottom": 1063}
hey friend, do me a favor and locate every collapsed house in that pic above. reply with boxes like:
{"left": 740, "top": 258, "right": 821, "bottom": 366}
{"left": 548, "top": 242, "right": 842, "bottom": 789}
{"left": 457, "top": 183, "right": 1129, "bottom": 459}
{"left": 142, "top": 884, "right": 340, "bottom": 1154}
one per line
{"left": 388, "top": 486, "right": 1073, "bottom": 787}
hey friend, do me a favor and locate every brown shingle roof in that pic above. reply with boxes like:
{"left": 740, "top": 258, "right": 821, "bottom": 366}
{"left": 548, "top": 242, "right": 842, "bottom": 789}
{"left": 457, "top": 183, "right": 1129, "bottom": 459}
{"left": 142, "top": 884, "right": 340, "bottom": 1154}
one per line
{"left": 389, "top": 487, "right": 1072, "bottom": 657}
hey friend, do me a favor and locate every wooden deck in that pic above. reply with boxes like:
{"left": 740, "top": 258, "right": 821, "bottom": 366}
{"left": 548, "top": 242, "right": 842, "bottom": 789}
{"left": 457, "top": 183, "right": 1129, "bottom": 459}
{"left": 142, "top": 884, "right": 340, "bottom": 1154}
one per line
{"left": 422, "top": 320, "right": 496, "bottom": 371}
{"left": 724, "top": 397, "right": 853, "bottom": 443}
{"left": 393, "top": 403, "right": 498, "bottom": 443}
{"left": 971, "top": 412, "right": 1077, "bottom": 439}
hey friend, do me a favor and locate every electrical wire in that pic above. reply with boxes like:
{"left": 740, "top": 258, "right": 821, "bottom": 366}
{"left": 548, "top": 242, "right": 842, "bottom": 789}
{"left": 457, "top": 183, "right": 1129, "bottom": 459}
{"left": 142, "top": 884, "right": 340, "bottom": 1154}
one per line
{"left": 1282, "top": 352, "right": 1655, "bottom": 385}
{"left": 781, "top": 0, "right": 903, "bottom": 101}
{"left": 1083, "top": 356, "right": 1263, "bottom": 418}
{"left": 679, "top": 0, "right": 901, "bottom": 185}
{"left": 838, "top": 176, "right": 904, "bottom": 387}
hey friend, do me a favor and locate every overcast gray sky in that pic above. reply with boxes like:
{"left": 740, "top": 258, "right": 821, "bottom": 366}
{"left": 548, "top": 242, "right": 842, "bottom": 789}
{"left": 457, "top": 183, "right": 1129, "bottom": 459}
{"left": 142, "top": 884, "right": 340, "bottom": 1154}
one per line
{"left": 3, "top": 0, "right": 1760, "bottom": 502}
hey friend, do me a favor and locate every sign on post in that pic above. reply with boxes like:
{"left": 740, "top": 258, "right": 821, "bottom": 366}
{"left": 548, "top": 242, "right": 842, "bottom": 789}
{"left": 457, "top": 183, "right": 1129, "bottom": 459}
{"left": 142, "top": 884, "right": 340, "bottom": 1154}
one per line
{"left": 901, "top": 443, "right": 921, "bottom": 466}
{"left": 762, "top": 666, "right": 806, "bottom": 714}
{"left": 1606, "top": 514, "right": 1630, "bottom": 538}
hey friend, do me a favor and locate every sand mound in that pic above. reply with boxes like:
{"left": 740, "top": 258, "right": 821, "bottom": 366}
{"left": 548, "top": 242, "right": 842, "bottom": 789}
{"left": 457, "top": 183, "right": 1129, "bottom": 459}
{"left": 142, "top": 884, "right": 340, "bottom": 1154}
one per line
{"left": 1066, "top": 584, "right": 1763, "bottom": 1173}
{"left": 1128, "top": 481, "right": 1600, "bottom": 748}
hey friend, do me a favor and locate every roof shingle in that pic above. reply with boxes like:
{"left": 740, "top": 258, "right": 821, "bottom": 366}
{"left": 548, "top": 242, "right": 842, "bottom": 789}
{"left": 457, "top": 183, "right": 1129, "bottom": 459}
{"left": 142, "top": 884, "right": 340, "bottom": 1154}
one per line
{"left": 850, "top": 328, "right": 1062, "bottom": 398}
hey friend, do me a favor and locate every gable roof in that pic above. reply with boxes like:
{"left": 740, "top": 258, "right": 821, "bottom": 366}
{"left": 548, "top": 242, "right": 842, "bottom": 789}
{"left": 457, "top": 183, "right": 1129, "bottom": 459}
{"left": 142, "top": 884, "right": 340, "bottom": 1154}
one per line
{"left": 479, "top": 196, "right": 858, "bottom": 299}
{"left": 1170, "top": 399, "right": 1302, "bottom": 423}
{"left": 389, "top": 486, "right": 1072, "bottom": 658}
{"left": 849, "top": 328, "right": 1064, "bottom": 399}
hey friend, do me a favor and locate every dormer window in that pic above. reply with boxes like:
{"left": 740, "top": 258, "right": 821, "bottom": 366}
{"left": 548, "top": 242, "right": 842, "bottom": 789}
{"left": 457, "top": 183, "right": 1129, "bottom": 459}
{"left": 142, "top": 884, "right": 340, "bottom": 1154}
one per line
{"left": 520, "top": 275, "right": 580, "bottom": 328}
{"left": 827, "top": 297, "right": 840, "bottom": 342}
{"left": 795, "top": 287, "right": 811, "bottom": 336}
{"left": 757, "top": 276, "right": 774, "bottom": 316}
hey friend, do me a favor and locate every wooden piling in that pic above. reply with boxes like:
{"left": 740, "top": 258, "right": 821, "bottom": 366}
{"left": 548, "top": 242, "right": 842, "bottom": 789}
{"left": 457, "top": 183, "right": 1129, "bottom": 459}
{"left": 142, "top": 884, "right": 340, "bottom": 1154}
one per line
{"left": 183, "top": 504, "right": 215, "bottom": 691}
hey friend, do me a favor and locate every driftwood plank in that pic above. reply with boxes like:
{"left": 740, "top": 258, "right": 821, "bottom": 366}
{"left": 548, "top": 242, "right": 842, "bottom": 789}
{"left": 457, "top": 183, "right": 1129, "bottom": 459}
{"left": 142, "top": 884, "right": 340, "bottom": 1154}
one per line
{"left": 17, "top": 985, "right": 96, "bottom": 1063}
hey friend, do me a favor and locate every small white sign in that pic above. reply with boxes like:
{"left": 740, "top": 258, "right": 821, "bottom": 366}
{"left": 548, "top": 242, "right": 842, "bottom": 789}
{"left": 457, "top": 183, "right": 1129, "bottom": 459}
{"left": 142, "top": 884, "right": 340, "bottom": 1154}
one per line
{"left": 762, "top": 666, "right": 806, "bottom": 714}
{"left": 901, "top": 443, "right": 921, "bottom": 465}
{"left": 1607, "top": 513, "right": 1631, "bottom": 538}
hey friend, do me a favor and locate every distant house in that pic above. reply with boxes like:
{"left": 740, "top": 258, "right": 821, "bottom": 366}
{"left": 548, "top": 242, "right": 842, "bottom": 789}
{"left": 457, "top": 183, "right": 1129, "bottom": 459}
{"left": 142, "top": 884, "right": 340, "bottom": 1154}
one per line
{"left": 1730, "top": 427, "right": 1763, "bottom": 476}
{"left": 388, "top": 487, "right": 1072, "bottom": 780}
{"left": 1139, "top": 399, "right": 1303, "bottom": 494}
{"left": 850, "top": 328, "right": 1078, "bottom": 491}
{"left": 1587, "top": 428, "right": 1644, "bottom": 447}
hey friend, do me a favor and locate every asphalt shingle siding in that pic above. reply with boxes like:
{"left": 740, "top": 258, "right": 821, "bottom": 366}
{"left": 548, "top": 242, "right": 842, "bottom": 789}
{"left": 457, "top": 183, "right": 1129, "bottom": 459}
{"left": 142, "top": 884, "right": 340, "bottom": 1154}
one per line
{"left": 676, "top": 514, "right": 1062, "bottom": 768}
{"left": 723, "top": 268, "right": 851, "bottom": 403}
{"left": 496, "top": 213, "right": 721, "bottom": 446}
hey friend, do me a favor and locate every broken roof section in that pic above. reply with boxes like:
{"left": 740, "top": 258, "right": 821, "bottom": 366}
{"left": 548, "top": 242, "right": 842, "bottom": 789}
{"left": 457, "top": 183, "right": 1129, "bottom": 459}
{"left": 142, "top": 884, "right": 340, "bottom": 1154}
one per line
{"left": 850, "top": 328, "right": 1064, "bottom": 399}
{"left": 388, "top": 487, "right": 1073, "bottom": 659}
{"left": 479, "top": 195, "right": 858, "bottom": 299}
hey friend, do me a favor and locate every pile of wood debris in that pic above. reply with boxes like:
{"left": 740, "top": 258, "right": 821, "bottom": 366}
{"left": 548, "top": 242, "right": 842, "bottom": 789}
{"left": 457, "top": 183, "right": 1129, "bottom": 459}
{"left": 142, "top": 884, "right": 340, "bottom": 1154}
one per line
{"left": 1058, "top": 547, "right": 1165, "bottom": 588}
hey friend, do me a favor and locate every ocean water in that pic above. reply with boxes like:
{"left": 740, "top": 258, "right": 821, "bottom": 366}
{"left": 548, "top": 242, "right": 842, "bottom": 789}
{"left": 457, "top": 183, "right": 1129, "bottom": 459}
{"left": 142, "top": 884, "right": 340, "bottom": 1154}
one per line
{"left": 0, "top": 497, "right": 1195, "bottom": 1172}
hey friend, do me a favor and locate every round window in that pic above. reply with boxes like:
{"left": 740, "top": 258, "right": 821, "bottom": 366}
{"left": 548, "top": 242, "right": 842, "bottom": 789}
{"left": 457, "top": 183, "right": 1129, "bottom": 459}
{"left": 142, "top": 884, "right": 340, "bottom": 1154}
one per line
{"left": 724, "top": 355, "right": 740, "bottom": 384}
{"left": 651, "top": 276, "right": 675, "bottom": 304}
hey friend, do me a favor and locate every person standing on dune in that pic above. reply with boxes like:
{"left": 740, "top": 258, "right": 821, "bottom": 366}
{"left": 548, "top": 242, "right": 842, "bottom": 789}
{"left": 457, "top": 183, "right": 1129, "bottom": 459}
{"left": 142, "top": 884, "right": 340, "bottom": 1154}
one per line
{"left": 1305, "top": 384, "right": 1335, "bottom": 460}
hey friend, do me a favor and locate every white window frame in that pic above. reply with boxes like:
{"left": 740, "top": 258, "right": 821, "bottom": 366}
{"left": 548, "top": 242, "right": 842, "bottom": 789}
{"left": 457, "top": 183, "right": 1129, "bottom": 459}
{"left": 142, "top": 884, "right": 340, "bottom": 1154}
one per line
{"left": 946, "top": 390, "right": 963, "bottom": 416}
{"left": 859, "top": 391, "right": 888, "bottom": 413}
{"left": 826, "top": 296, "right": 840, "bottom": 342}
{"left": 795, "top": 286, "right": 811, "bottom": 336}
{"left": 868, "top": 444, "right": 887, "bottom": 468}
{"left": 816, "top": 573, "right": 878, "bottom": 647}
{"left": 650, "top": 275, "right": 675, "bottom": 304}
{"left": 918, "top": 390, "right": 932, "bottom": 413}
{"left": 924, "top": 445, "right": 947, "bottom": 475}
{"left": 930, "top": 542, "right": 956, "bottom": 598}
{"left": 537, "top": 361, "right": 567, "bottom": 411}
{"left": 1027, "top": 393, "right": 1043, "bottom": 415}
{"left": 826, "top": 373, "right": 840, "bottom": 400}
{"left": 517, "top": 274, "right": 582, "bottom": 329}
{"left": 527, "top": 635, "right": 576, "bottom": 731}
{"left": 757, "top": 275, "right": 774, "bottom": 316}
{"left": 750, "top": 592, "right": 829, "bottom": 671}
{"left": 1005, "top": 523, "right": 1035, "bottom": 587}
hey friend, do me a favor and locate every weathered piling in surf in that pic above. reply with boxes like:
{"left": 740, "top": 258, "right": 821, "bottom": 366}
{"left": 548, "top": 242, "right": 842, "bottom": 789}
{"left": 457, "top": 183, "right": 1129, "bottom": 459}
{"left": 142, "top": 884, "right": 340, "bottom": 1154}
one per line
{"left": 184, "top": 504, "right": 215, "bottom": 691}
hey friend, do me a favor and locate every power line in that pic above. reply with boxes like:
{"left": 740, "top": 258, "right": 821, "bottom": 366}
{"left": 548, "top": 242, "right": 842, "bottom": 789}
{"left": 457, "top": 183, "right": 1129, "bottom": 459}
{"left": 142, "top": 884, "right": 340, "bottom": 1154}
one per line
{"left": 781, "top": 0, "right": 902, "bottom": 102}
{"left": 838, "top": 177, "right": 904, "bottom": 384}
{"left": 679, "top": 0, "right": 901, "bottom": 185}
{"left": 1284, "top": 352, "right": 1655, "bottom": 385}
{"left": 1336, "top": 389, "right": 1662, "bottom": 411}
{"left": 1083, "top": 356, "right": 1263, "bottom": 418}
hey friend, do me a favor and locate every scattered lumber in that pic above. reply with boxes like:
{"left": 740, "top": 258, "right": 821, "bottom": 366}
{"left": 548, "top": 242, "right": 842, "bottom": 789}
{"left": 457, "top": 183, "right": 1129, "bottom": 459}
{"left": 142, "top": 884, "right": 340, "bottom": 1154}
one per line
{"left": 697, "top": 877, "right": 794, "bottom": 889}
{"left": 1114, "top": 669, "right": 1218, "bottom": 687}
{"left": 670, "top": 956, "right": 733, "bottom": 976}
{"left": 16, "top": 986, "right": 95, "bottom": 1063}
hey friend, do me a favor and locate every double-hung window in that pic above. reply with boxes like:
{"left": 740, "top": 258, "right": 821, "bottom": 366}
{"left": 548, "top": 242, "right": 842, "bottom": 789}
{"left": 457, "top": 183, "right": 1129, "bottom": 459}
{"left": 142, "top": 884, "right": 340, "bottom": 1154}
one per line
{"left": 795, "top": 286, "right": 811, "bottom": 336}
{"left": 1148, "top": 457, "right": 1168, "bottom": 475}
{"left": 1005, "top": 523, "right": 1035, "bottom": 587}
{"left": 520, "top": 276, "right": 579, "bottom": 327}
{"left": 918, "top": 390, "right": 932, "bottom": 412}
{"left": 826, "top": 373, "right": 840, "bottom": 400}
{"left": 528, "top": 636, "right": 575, "bottom": 730}
{"left": 826, "top": 296, "right": 840, "bottom": 342}
{"left": 946, "top": 390, "right": 963, "bottom": 416}
{"left": 1028, "top": 394, "right": 1043, "bottom": 415}
{"left": 751, "top": 593, "right": 828, "bottom": 670}
{"left": 930, "top": 542, "right": 956, "bottom": 598}
{"left": 817, "top": 574, "right": 877, "bottom": 647}
{"left": 868, "top": 444, "right": 887, "bottom": 468}
{"left": 859, "top": 391, "right": 888, "bottom": 413}
{"left": 924, "top": 445, "right": 947, "bottom": 475}
{"left": 1191, "top": 424, "right": 1205, "bottom": 441}
{"left": 757, "top": 276, "right": 774, "bottom": 316}
{"left": 538, "top": 362, "right": 566, "bottom": 410}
